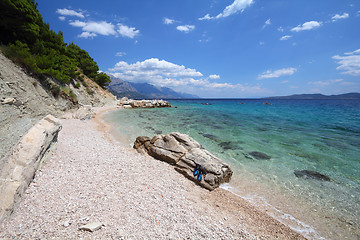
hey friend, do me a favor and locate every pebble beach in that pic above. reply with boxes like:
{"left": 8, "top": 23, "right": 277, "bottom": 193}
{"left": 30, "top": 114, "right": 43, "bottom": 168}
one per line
{"left": 0, "top": 107, "right": 306, "bottom": 239}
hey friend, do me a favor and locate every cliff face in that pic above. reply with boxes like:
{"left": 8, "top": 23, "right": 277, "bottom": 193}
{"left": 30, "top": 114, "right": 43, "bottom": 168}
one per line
{"left": 0, "top": 51, "right": 116, "bottom": 165}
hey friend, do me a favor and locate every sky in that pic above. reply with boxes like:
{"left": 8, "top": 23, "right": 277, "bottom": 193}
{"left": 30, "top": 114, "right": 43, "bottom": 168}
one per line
{"left": 36, "top": 0, "right": 360, "bottom": 98}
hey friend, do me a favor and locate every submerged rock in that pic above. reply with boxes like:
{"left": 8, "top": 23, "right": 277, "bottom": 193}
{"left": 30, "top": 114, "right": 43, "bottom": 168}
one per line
{"left": 248, "top": 151, "right": 271, "bottom": 160}
{"left": 218, "top": 141, "right": 243, "bottom": 150}
{"left": 134, "top": 132, "right": 233, "bottom": 190}
{"left": 294, "top": 170, "right": 331, "bottom": 181}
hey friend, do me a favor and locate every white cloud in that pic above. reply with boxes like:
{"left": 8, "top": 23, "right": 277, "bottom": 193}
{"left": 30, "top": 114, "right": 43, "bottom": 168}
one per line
{"left": 115, "top": 52, "right": 126, "bottom": 57}
{"left": 109, "top": 58, "right": 204, "bottom": 87}
{"left": 209, "top": 74, "right": 220, "bottom": 79}
{"left": 70, "top": 20, "right": 116, "bottom": 35}
{"left": 291, "top": 21, "right": 322, "bottom": 32}
{"left": 308, "top": 79, "right": 343, "bottom": 86}
{"left": 107, "top": 58, "right": 258, "bottom": 96}
{"left": 262, "top": 18, "right": 271, "bottom": 29}
{"left": 163, "top": 17, "right": 175, "bottom": 25}
{"left": 345, "top": 49, "right": 360, "bottom": 55}
{"left": 59, "top": 16, "right": 66, "bottom": 21}
{"left": 332, "top": 13, "right": 349, "bottom": 22}
{"left": 278, "top": 26, "right": 284, "bottom": 32}
{"left": 56, "top": 8, "right": 84, "bottom": 18}
{"left": 78, "top": 32, "right": 97, "bottom": 39}
{"left": 280, "top": 35, "right": 292, "bottom": 41}
{"left": 258, "top": 67, "right": 297, "bottom": 79}
{"left": 198, "top": 14, "right": 212, "bottom": 21}
{"left": 176, "top": 25, "right": 195, "bottom": 33}
{"left": 117, "top": 24, "right": 140, "bottom": 38}
{"left": 69, "top": 20, "right": 139, "bottom": 38}
{"left": 84, "top": 21, "right": 117, "bottom": 36}
{"left": 259, "top": 41, "right": 265, "bottom": 45}
{"left": 69, "top": 20, "right": 87, "bottom": 27}
{"left": 332, "top": 49, "right": 360, "bottom": 76}
{"left": 199, "top": 0, "right": 254, "bottom": 20}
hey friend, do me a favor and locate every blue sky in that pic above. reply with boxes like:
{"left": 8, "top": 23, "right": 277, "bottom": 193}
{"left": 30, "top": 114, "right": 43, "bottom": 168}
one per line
{"left": 37, "top": 0, "right": 360, "bottom": 98}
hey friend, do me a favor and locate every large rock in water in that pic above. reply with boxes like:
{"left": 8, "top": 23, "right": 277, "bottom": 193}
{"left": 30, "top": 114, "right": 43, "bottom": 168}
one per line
{"left": 134, "top": 132, "right": 233, "bottom": 190}
{"left": 129, "top": 99, "right": 171, "bottom": 108}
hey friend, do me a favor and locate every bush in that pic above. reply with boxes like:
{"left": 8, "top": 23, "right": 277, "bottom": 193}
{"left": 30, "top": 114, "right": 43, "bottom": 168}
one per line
{"left": 74, "top": 82, "right": 81, "bottom": 88}
{"left": 50, "top": 83, "right": 61, "bottom": 97}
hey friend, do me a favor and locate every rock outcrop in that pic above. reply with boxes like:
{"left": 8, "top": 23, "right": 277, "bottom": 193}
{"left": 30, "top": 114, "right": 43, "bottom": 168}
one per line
{"left": 134, "top": 132, "right": 232, "bottom": 190}
{"left": 0, "top": 115, "right": 62, "bottom": 223}
{"left": 118, "top": 97, "right": 171, "bottom": 108}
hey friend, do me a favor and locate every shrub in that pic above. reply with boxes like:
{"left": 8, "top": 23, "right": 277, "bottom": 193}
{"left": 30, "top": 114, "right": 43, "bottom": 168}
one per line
{"left": 50, "top": 84, "right": 60, "bottom": 97}
{"left": 74, "top": 82, "right": 81, "bottom": 88}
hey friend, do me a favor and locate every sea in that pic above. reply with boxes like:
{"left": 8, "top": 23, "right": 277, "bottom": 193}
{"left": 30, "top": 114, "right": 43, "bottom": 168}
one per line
{"left": 104, "top": 99, "right": 360, "bottom": 239}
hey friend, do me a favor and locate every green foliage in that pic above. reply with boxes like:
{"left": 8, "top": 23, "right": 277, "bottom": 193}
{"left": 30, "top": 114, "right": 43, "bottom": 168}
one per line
{"left": 95, "top": 72, "right": 111, "bottom": 88}
{"left": 74, "top": 82, "right": 81, "bottom": 88}
{"left": 50, "top": 83, "right": 61, "bottom": 97}
{"left": 0, "top": 0, "right": 111, "bottom": 91}
{"left": 61, "top": 86, "right": 78, "bottom": 103}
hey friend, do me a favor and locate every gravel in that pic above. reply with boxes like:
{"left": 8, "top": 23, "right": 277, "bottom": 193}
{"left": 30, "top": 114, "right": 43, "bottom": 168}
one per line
{"left": 0, "top": 108, "right": 305, "bottom": 239}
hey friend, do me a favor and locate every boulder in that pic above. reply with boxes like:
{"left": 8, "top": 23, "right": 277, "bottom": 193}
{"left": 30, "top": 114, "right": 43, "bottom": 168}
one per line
{"left": 0, "top": 115, "right": 62, "bottom": 223}
{"left": 134, "top": 132, "right": 232, "bottom": 190}
{"left": 72, "top": 105, "right": 95, "bottom": 121}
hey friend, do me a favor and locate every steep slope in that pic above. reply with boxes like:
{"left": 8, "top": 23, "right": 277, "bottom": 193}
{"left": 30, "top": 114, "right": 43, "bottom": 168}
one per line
{"left": 0, "top": 51, "right": 116, "bottom": 165}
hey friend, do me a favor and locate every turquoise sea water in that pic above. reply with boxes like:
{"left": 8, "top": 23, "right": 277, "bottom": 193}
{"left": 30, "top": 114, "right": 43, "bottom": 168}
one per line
{"left": 105, "top": 99, "right": 360, "bottom": 239}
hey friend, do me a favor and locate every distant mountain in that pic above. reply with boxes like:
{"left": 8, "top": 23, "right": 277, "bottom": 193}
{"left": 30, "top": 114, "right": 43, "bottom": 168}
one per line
{"left": 265, "top": 93, "right": 360, "bottom": 100}
{"left": 108, "top": 76, "right": 199, "bottom": 99}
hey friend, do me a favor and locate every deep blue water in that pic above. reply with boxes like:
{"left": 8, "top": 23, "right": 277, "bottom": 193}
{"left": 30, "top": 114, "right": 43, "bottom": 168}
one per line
{"left": 105, "top": 99, "right": 360, "bottom": 238}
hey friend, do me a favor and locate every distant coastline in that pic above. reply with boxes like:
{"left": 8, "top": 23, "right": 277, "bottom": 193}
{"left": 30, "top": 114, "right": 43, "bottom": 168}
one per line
{"left": 163, "top": 92, "right": 360, "bottom": 100}
{"left": 263, "top": 92, "right": 360, "bottom": 100}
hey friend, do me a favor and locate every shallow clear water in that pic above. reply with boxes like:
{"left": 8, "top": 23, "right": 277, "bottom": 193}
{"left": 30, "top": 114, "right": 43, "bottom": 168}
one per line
{"left": 105, "top": 99, "right": 360, "bottom": 239}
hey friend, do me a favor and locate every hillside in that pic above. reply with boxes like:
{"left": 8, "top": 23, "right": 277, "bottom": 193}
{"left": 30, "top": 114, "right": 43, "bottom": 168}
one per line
{"left": 109, "top": 76, "right": 199, "bottom": 99}
{"left": 0, "top": 51, "right": 116, "bottom": 166}
{"left": 265, "top": 93, "right": 360, "bottom": 100}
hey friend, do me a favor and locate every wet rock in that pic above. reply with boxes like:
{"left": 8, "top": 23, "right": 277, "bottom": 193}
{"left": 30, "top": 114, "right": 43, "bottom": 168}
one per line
{"left": 201, "top": 133, "right": 222, "bottom": 143}
{"left": 294, "top": 170, "right": 331, "bottom": 181}
{"left": 134, "top": 132, "right": 232, "bottom": 190}
{"left": 247, "top": 151, "right": 271, "bottom": 160}
{"left": 218, "top": 141, "right": 243, "bottom": 150}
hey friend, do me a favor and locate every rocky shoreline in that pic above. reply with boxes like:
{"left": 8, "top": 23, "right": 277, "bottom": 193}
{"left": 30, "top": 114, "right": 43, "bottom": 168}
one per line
{"left": 118, "top": 97, "right": 171, "bottom": 108}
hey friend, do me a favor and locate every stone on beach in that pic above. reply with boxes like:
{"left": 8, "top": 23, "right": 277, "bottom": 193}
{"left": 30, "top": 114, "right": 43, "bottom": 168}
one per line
{"left": 0, "top": 115, "right": 62, "bottom": 222}
{"left": 79, "top": 222, "right": 103, "bottom": 232}
{"left": 134, "top": 132, "right": 233, "bottom": 190}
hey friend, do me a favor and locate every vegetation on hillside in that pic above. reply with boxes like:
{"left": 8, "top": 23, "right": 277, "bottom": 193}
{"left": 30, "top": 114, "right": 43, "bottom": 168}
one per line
{"left": 0, "top": 0, "right": 111, "bottom": 94}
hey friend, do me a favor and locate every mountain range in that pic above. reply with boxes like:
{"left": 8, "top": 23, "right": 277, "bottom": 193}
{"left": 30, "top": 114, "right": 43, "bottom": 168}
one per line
{"left": 265, "top": 93, "right": 360, "bottom": 100}
{"left": 108, "top": 76, "right": 198, "bottom": 99}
